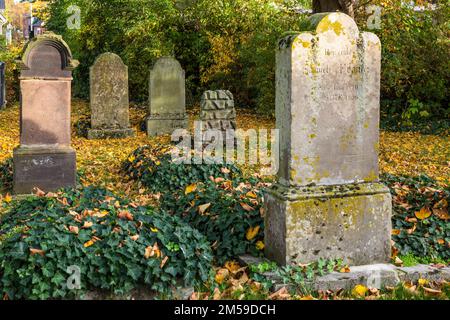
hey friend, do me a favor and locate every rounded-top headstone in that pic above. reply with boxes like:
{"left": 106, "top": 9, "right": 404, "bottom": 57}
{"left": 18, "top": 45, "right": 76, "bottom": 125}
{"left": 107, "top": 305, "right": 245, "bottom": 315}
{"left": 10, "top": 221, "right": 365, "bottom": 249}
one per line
{"left": 19, "top": 32, "right": 79, "bottom": 79}
{"left": 89, "top": 52, "right": 130, "bottom": 131}
{"left": 149, "top": 56, "right": 185, "bottom": 116}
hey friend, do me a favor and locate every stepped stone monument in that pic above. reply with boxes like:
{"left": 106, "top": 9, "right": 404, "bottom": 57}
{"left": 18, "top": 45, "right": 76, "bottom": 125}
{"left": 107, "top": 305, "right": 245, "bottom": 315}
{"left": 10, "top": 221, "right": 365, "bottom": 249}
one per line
{"left": 88, "top": 52, "right": 135, "bottom": 139}
{"left": 200, "top": 90, "right": 236, "bottom": 133}
{"left": 264, "top": 13, "right": 392, "bottom": 266}
{"left": 13, "top": 33, "right": 79, "bottom": 194}
{"left": 147, "top": 57, "right": 187, "bottom": 136}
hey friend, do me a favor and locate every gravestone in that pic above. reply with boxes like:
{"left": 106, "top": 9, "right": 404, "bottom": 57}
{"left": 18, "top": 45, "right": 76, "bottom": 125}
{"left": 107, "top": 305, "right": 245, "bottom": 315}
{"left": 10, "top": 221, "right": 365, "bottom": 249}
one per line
{"left": 264, "top": 13, "right": 392, "bottom": 266}
{"left": 200, "top": 90, "right": 236, "bottom": 131}
{"left": 0, "top": 61, "right": 5, "bottom": 109}
{"left": 147, "top": 57, "right": 187, "bottom": 136}
{"left": 13, "top": 33, "right": 79, "bottom": 194}
{"left": 88, "top": 53, "right": 135, "bottom": 139}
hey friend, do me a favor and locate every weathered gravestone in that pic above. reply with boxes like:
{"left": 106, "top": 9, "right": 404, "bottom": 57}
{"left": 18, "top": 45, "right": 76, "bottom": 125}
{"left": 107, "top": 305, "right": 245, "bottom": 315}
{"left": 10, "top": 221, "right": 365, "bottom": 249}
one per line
{"left": 13, "top": 33, "right": 79, "bottom": 194}
{"left": 0, "top": 61, "right": 5, "bottom": 109}
{"left": 200, "top": 90, "right": 236, "bottom": 133}
{"left": 264, "top": 13, "right": 392, "bottom": 266}
{"left": 88, "top": 52, "right": 135, "bottom": 139}
{"left": 147, "top": 57, "right": 187, "bottom": 136}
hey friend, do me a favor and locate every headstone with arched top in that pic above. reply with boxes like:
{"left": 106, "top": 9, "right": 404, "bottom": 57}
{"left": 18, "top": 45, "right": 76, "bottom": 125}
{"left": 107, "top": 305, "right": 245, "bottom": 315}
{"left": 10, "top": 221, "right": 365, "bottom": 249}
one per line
{"left": 13, "top": 32, "right": 79, "bottom": 194}
{"left": 264, "top": 13, "right": 392, "bottom": 266}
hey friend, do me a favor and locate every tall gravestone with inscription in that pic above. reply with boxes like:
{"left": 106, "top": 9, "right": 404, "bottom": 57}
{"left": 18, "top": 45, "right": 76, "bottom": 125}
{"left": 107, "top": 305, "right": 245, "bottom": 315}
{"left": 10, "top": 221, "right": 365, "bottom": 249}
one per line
{"left": 0, "top": 61, "right": 5, "bottom": 109}
{"left": 13, "top": 33, "right": 79, "bottom": 194}
{"left": 264, "top": 13, "right": 392, "bottom": 266}
{"left": 147, "top": 57, "right": 187, "bottom": 136}
{"left": 88, "top": 52, "right": 135, "bottom": 139}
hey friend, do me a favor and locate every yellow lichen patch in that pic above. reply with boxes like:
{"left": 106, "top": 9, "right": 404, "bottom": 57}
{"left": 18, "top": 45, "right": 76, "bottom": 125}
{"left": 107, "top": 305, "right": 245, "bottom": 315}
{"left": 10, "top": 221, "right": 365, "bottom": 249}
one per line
{"left": 316, "top": 16, "right": 343, "bottom": 36}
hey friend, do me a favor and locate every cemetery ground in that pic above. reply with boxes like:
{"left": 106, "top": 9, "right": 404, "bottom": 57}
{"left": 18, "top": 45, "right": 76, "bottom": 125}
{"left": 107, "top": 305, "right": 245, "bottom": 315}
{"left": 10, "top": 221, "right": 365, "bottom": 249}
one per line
{"left": 0, "top": 100, "right": 448, "bottom": 300}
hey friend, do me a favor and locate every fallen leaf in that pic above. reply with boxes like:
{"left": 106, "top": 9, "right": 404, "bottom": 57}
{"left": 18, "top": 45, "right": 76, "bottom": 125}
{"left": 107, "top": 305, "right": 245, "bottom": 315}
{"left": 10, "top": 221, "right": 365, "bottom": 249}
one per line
{"left": 84, "top": 240, "right": 95, "bottom": 248}
{"left": 256, "top": 241, "right": 265, "bottom": 250}
{"left": 415, "top": 207, "right": 432, "bottom": 220}
{"left": 433, "top": 208, "right": 449, "bottom": 220}
{"left": 185, "top": 183, "right": 197, "bottom": 195}
{"left": 225, "top": 261, "right": 241, "bottom": 273}
{"left": 423, "top": 287, "right": 442, "bottom": 296}
{"left": 240, "top": 202, "right": 254, "bottom": 212}
{"left": 340, "top": 266, "right": 351, "bottom": 273}
{"left": 83, "top": 221, "right": 93, "bottom": 228}
{"left": 352, "top": 284, "right": 368, "bottom": 297}
{"left": 118, "top": 210, "right": 134, "bottom": 221}
{"left": 246, "top": 191, "right": 257, "bottom": 199}
{"left": 246, "top": 226, "right": 260, "bottom": 241}
{"left": 33, "top": 188, "right": 46, "bottom": 197}
{"left": 221, "top": 167, "right": 231, "bottom": 174}
{"left": 215, "top": 268, "right": 229, "bottom": 284}
{"left": 30, "top": 248, "right": 45, "bottom": 256}
{"left": 130, "top": 235, "right": 139, "bottom": 241}
{"left": 160, "top": 256, "right": 169, "bottom": 268}
{"left": 4, "top": 193, "right": 12, "bottom": 203}
{"left": 69, "top": 226, "right": 79, "bottom": 235}
{"left": 198, "top": 203, "right": 211, "bottom": 215}
{"left": 391, "top": 229, "right": 401, "bottom": 235}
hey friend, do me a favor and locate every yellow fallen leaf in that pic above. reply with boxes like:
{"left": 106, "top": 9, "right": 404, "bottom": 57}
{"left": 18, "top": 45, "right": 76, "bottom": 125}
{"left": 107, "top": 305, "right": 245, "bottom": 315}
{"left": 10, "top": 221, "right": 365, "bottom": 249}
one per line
{"left": 215, "top": 268, "right": 229, "bottom": 285}
{"left": 128, "top": 155, "right": 135, "bottom": 162}
{"left": 340, "top": 266, "right": 351, "bottom": 273}
{"left": 391, "top": 229, "right": 401, "bottom": 235}
{"left": 4, "top": 193, "right": 12, "bottom": 203}
{"left": 150, "top": 227, "right": 159, "bottom": 233}
{"left": 415, "top": 207, "right": 432, "bottom": 220}
{"left": 246, "top": 226, "right": 260, "bottom": 241}
{"left": 246, "top": 191, "right": 257, "bottom": 199}
{"left": 418, "top": 278, "right": 428, "bottom": 286}
{"left": 299, "top": 295, "right": 315, "bottom": 300}
{"left": 256, "top": 241, "right": 265, "bottom": 250}
{"left": 352, "top": 284, "right": 368, "bottom": 297}
{"left": 185, "top": 183, "right": 197, "bottom": 195}
{"left": 83, "top": 221, "right": 93, "bottom": 228}
{"left": 84, "top": 240, "right": 95, "bottom": 248}
{"left": 225, "top": 261, "right": 240, "bottom": 273}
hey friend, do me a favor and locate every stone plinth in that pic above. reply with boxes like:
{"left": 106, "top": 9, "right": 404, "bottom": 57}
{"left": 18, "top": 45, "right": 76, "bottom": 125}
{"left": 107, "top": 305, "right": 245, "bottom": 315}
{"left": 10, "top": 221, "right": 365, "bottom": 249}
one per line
{"left": 264, "top": 13, "right": 392, "bottom": 266}
{"left": 88, "top": 52, "right": 135, "bottom": 139}
{"left": 147, "top": 57, "right": 187, "bottom": 136}
{"left": 13, "top": 33, "right": 79, "bottom": 194}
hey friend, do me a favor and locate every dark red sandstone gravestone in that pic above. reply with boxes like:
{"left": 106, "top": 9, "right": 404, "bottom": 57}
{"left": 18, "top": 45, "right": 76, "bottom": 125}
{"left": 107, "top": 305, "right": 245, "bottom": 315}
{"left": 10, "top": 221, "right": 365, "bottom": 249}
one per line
{"left": 13, "top": 33, "right": 79, "bottom": 194}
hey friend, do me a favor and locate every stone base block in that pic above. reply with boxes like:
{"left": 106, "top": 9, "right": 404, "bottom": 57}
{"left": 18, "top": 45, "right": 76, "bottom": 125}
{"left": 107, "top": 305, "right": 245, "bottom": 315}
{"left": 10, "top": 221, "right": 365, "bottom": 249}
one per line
{"left": 13, "top": 146, "right": 76, "bottom": 195}
{"left": 147, "top": 115, "right": 187, "bottom": 136}
{"left": 87, "top": 128, "right": 135, "bottom": 140}
{"left": 264, "top": 182, "right": 392, "bottom": 266}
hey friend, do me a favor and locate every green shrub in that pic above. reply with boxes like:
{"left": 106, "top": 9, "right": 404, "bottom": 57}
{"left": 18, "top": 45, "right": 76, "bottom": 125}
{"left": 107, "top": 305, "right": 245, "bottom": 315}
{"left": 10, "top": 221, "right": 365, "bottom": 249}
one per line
{"left": 0, "top": 187, "right": 213, "bottom": 299}
{"left": 123, "top": 145, "right": 242, "bottom": 192}
{"left": 382, "top": 174, "right": 450, "bottom": 260}
{"left": 161, "top": 180, "right": 265, "bottom": 264}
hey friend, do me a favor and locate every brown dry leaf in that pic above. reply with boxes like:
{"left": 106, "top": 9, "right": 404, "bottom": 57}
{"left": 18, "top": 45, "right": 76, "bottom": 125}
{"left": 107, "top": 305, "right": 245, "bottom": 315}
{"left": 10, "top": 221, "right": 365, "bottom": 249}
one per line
{"left": 299, "top": 295, "right": 316, "bottom": 300}
{"left": 144, "top": 242, "right": 161, "bottom": 259}
{"left": 198, "top": 203, "right": 211, "bottom": 215}
{"left": 269, "top": 287, "right": 291, "bottom": 300}
{"left": 406, "top": 223, "right": 417, "bottom": 235}
{"left": 130, "top": 235, "right": 139, "bottom": 241}
{"left": 240, "top": 202, "right": 254, "bottom": 212}
{"left": 213, "top": 288, "right": 222, "bottom": 300}
{"left": 160, "top": 256, "right": 169, "bottom": 269}
{"left": 30, "top": 248, "right": 45, "bottom": 256}
{"left": 33, "top": 188, "right": 46, "bottom": 197}
{"left": 433, "top": 208, "right": 449, "bottom": 220}
{"left": 405, "top": 217, "right": 418, "bottom": 223}
{"left": 83, "top": 221, "right": 93, "bottom": 228}
{"left": 423, "top": 287, "right": 442, "bottom": 296}
{"left": 415, "top": 207, "right": 432, "bottom": 220}
{"left": 394, "top": 256, "right": 403, "bottom": 266}
{"left": 69, "top": 226, "right": 79, "bottom": 235}
{"left": 118, "top": 210, "right": 134, "bottom": 221}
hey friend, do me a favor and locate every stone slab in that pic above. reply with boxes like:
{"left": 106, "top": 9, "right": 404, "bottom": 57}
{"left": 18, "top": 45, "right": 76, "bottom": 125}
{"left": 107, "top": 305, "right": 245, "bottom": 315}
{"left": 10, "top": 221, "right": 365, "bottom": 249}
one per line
{"left": 239, "top": 255, "right": 450, "bottom": 291}
{"left": 264, "top": 182, "right": 392, "bottom": 266}
{"left": 13, "top": 146, "right": 76, "bottom": 194}
{"left": 147, "top": 117, "right": 188, "bottom": 137}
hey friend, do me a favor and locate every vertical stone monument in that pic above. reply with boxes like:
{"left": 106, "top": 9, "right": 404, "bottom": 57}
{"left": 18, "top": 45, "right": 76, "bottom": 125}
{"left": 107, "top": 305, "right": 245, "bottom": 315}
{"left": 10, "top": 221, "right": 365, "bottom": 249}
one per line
{"left": 200, "top": 90, "right": 236, "bottom": 133}
{"left": 147, "top": 57, "right": 187, "bottom": 136}
{"left": 13, "top": 33, "right": 79, "bottom": 194}
{"left": 0, "top": 61, "right": 5, "bottom": 109}
{"left": 88, "top": 52, "right": 135, "bottom": 139}
{"left": 265, "top": 13, "right": 392, "bottom": 266}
